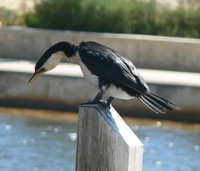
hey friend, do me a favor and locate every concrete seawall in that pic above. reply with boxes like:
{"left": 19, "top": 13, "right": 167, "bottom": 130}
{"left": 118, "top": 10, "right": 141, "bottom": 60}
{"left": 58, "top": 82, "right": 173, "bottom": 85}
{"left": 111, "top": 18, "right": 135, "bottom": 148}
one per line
{"left": 1, "top": 27, "right": 200, "bottom": 72}
{"left": 0, "top": 59, "right": 200, "bottom": 122}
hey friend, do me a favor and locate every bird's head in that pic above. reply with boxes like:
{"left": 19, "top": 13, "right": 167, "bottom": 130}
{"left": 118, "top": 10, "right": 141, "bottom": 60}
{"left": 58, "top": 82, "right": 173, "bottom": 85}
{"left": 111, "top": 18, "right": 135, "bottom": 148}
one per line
{"left": 28, "top": 42, "right": 77, "bottom": 85}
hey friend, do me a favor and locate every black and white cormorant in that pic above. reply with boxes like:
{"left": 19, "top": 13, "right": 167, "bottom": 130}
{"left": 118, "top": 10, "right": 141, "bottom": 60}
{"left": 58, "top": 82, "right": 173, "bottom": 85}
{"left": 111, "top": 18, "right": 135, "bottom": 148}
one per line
{"left": 29, "top": 41, "right": 180, "bottom": 114}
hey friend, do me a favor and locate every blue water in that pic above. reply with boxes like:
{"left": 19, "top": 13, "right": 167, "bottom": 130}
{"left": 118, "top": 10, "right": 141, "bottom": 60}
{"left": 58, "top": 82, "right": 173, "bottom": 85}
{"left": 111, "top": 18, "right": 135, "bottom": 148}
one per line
{"left": 0, "top": 112, "right": 199, "bottom": 171}
{"left": 131, "top": 124, "right": 200, "bottom": 171}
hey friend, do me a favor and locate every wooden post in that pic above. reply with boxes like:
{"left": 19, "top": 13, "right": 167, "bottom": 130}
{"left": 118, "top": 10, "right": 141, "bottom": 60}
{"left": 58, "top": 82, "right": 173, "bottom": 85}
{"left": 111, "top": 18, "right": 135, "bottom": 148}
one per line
{"left": 76, "top": 104, "right": 143, "bottom": 171}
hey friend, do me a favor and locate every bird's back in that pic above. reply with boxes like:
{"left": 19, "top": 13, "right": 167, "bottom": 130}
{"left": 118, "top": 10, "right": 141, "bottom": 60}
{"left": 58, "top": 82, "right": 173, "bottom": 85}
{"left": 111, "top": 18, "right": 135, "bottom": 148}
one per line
{"left": 78, "top": 41, "right": 149, "bottom": 96}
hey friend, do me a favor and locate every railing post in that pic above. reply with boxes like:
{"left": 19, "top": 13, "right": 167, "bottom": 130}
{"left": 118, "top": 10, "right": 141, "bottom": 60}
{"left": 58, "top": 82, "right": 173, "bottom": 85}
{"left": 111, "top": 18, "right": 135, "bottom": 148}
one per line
{"left": 76, "top": 104, "right": 143, "bottom": 171}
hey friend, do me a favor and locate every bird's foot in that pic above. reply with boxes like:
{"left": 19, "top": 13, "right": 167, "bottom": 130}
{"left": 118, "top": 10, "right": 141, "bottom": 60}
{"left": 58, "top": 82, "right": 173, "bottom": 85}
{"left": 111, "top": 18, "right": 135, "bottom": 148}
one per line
{"left": 81, "top": 100, "right": 99, "bottom": 106}
{"left": 99, "top": 101, "right": 111, "bottom": 108}
{"left": 81, "top": 100, "right": 111, "bottom": 108}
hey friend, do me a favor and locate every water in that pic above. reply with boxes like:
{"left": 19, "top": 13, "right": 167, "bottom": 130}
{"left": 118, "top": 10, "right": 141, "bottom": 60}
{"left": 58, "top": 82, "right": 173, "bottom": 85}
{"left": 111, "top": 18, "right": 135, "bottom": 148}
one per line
{"left": 131, "top": 123, "right": 200, "bottom": 171}
{"left": 0, "top": 109, "right": 77, "bottom": 171}
{"left": 0, "top": 108, "right": 199, "bottom": 171}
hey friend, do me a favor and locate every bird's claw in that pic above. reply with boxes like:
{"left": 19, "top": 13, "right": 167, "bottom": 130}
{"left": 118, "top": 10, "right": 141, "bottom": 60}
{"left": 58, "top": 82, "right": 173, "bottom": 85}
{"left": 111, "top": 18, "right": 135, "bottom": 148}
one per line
{"left": 99, "top": 101, "right": 111, "bottom": 108}
{"left": 81, "top": 100, "right": 99, "bottom": 106}
{"left": 81, "top": 100, "right": 111, "bottom": 108}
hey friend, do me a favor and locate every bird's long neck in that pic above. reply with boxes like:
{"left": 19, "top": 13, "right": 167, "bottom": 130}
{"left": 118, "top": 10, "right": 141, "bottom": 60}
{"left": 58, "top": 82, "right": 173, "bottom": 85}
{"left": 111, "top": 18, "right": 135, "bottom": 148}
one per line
{"left": 52, "top": 41, "right": 79, "bottom": 64}
{"left": 39, "top": 42, "right": 79, "bottom": 71}
{"left": 61, "top": 42, "right": 79, "bottom": 64}
{"left": 59, "top": 42, "right": 78, "bottom": 58}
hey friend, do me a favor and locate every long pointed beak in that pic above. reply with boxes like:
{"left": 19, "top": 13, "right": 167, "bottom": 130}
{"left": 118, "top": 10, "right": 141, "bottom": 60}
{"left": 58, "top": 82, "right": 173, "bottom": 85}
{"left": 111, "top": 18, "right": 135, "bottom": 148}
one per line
{"left": 28, "top": 69, "right": 45, "bottom": 85}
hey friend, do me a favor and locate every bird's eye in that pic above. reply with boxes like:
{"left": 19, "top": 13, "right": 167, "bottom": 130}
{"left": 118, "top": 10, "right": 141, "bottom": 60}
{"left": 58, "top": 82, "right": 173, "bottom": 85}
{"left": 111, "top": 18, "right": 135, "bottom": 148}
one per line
{"left": 39, "top": 67, "right": 46, "bottom": 72}
{"left": 36, "top": 67, "right": 46, "bottom": 73}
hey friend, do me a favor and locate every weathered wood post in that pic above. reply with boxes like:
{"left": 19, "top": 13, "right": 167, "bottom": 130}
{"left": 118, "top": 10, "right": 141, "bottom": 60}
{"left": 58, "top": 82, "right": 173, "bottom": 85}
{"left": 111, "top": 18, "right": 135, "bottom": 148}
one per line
{"left": 76, "top": 104, "right": 143, "bottom": 171}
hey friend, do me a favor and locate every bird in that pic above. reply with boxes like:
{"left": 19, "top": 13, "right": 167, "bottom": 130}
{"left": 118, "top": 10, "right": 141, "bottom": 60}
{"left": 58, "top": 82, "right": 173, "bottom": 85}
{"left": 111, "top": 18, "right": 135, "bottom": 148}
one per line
{"left": 29, "top": 41, "right": 180, "bottom": 114}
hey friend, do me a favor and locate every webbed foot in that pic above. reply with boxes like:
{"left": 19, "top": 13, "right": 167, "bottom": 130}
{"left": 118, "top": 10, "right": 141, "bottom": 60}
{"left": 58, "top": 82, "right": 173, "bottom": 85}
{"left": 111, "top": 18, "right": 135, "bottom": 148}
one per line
{"left": 81, "top": 100, "right": 100, "bottom": 106}
{"left": 81, "top": 99, "right": 113, "bottom": 108}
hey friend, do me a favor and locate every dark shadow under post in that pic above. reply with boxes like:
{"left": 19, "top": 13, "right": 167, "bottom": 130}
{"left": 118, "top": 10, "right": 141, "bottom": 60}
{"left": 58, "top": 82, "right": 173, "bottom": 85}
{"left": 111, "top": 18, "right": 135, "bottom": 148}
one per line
{"left": 76, "top": 104, "right": 143, "bottom": 171}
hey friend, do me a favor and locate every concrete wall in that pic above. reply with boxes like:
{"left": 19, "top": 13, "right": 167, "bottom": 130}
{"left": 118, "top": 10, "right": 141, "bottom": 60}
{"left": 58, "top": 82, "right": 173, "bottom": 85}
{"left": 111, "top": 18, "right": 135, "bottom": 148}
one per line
{"left": 1, "top": 70, "right": 200, "bottom": 122}
{"left": 0, "top": 27, "right": 200, "bottom": 72}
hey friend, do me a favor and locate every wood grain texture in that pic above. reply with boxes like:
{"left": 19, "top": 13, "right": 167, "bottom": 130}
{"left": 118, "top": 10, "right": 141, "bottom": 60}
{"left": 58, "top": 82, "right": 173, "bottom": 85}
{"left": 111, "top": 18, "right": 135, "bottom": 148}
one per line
{"left": 76, "top": 104, "right": 143, "bottom": 171}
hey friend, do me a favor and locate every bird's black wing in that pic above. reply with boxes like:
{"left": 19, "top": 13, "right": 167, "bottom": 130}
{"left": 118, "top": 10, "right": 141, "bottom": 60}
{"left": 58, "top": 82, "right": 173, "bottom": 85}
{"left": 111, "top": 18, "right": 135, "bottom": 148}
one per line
{"left": 78, "top": 41, "right": 149, "bottom": 94}
{"left": 108, "top": 45, "right": 149, "bottom": 92}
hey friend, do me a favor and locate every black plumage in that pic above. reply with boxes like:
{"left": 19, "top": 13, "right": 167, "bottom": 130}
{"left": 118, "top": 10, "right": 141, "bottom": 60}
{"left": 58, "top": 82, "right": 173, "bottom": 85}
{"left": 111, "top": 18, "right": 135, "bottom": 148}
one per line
{"left": 29, "top": 41, "right": 180, "bottom": 114}
{"left": 78, "top": 41, "right": 148, "bottom": 94}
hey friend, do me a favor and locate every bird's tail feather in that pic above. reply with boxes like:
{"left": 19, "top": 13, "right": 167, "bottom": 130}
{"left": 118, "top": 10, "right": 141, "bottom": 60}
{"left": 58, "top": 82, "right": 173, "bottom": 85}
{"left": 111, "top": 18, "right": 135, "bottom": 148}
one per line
{"left": 138, "top": 92, "right": 180, "bottom": 114}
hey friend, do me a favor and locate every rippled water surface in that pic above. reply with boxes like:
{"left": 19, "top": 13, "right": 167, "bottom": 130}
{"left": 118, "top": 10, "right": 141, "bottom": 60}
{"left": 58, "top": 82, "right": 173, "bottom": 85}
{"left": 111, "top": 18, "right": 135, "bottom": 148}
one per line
{"left": 0, "top": 108, "right": 199, "bottom": 171}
